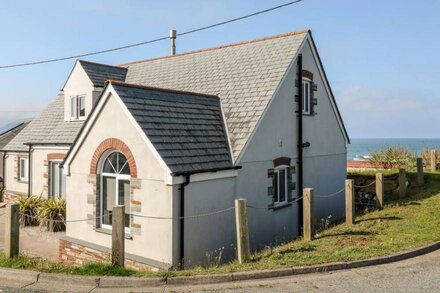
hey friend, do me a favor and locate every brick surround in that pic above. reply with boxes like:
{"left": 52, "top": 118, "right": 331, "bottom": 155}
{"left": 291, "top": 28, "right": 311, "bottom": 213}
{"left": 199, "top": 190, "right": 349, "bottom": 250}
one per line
{"left": 90, "top": 138, "right": 137, "bottom": 178}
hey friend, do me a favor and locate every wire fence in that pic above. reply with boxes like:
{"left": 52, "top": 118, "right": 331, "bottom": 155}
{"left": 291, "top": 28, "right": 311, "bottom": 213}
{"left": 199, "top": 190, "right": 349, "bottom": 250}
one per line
{"left": 0, "top": 173, "right": 402, "bottom": 224}
{"left": 384, "top": 174, "right": 400, "bottom": 181}
{"left": 354, "top": 180, "right": 376, "bottom": 189}
{"left": 16, "top": 207, "right": 237, "bottom": 224}
{"left": 314, "top": 187, "right": 345, "bottom": 198}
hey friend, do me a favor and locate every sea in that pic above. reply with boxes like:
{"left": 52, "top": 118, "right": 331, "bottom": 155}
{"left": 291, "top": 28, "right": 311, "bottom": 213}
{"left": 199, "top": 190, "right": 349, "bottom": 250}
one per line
{"left": 348, "top": 138, "right": 440, "bottom": 161}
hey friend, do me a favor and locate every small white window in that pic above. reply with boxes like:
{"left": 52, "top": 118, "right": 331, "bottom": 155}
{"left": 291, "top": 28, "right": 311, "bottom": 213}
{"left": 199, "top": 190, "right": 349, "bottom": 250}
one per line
{"left": 274, "top": 166, "right": 288, "bottom": 206}
{"left": 19, "top": 157, "right": 29, "bottom": 182}
{"left": 70, "top": 96, "right": 86, "bottom": 119}
{"left": 78, "top": 96, "right": 86, "bottom": 118}
{"left": 49, "top": 161, "right": 64, "bottom": 198}
{"left": 302, "top": 80, "right": 311, "bottom": 115}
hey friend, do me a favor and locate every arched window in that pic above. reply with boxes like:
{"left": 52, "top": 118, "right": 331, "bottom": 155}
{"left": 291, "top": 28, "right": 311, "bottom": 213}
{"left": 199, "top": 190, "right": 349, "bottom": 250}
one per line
{"left": 100, "top": 151, "right": 130, "bottom": 230}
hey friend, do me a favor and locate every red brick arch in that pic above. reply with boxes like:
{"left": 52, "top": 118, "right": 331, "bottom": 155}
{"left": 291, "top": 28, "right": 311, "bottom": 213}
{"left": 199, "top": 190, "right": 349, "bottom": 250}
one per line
{"left": 90, "top": 138, "right": 137, "bottom": 178}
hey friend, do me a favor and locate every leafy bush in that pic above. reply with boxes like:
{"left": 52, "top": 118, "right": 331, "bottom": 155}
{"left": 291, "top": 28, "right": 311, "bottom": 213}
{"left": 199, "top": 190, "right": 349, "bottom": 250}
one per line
{"left": 18, "top": 196, "right": 44, "bottom": 226}
{"left": 368, "top": 146, "right": 416, "bottom": 170}
{"left": 421, "top": 148, "right": 440, "bottom": 169}
{"left": 37, "top": 198, "right": 66, "bottom": 232}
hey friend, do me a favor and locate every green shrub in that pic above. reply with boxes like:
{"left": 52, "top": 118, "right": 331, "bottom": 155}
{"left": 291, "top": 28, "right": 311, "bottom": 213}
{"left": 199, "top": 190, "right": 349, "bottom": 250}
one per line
{"left": 18, "top": 196, "right": 44, "bottom": 226}
{"left": 37, "top": 198, "right": 66, "bottom": 232}
{"left": 421, "top": 148, "right": 440, "bottom": 169}
{"left": 368, "top": 146, "right": 416, "bottom": 170}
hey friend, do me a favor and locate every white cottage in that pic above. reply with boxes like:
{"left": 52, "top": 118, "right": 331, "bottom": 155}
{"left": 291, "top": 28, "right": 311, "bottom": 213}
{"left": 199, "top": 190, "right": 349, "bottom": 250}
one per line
{"left": 3, "top": 29, "right": 349, "bottom": 269}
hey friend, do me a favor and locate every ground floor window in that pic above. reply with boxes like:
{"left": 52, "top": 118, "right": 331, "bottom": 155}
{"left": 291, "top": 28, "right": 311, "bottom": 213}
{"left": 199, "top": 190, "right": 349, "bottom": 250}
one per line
{"left": 274, "top": 165, "right": 288, "bottom": 206}
{"left": 49, "top": 161, "right": 65, "bottom": 198}
{"left": 19, "top": 157, "right": 29, "bottom": 182}
{"left": 100, "top": 151, "right": 131, "bottom": 230}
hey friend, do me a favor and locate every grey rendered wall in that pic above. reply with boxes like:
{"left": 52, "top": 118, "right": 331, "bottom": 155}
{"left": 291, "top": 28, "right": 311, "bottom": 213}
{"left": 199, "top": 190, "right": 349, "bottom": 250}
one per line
{"left": 177, "top": 176, "right": 237, "bottom": 267}
{"left": 0, "top": 152, "right": 3, "bottom": 179}
{"left": 236, "top": 37, "right": 347, "bottom": 252}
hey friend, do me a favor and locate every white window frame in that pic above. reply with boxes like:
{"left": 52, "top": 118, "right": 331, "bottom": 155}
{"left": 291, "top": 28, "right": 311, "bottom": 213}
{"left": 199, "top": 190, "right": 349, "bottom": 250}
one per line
{"left": 274, "top": 165, "right": 289, "bottom": 206}
{"left": 19, "top": 157, "right": 29, "bottom": 182}
{"left": 302, "top": 78, "right": 311, "bottom": 115}
{"left": 70, "top": 95, "right": 86, "bottom": 120}
{"left": 99, "top": 151, "right": 131, "bottom": 233}
{"left": 49, "top": 161, "right": 63, "bottom": 198}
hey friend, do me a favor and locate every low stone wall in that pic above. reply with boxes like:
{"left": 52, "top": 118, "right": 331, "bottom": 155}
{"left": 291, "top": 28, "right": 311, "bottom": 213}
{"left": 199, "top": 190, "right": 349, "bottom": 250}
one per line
{"left": 2, "top": 190, "right": 25, "bottom": 203}
{"left": 59, "top": 238, "right": 159, "bottom": 271}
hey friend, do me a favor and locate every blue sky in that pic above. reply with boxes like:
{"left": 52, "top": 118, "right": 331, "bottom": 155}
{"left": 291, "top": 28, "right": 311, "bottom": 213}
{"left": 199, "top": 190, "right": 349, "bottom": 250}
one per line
{"left": 0, "top": 0, "right": 439, "bottom": 138}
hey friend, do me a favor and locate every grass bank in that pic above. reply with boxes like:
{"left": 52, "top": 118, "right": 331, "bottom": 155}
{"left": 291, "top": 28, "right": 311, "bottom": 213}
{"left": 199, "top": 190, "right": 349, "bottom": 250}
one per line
{"left": 1, "top": 170, "right": 440, "bottom": 277}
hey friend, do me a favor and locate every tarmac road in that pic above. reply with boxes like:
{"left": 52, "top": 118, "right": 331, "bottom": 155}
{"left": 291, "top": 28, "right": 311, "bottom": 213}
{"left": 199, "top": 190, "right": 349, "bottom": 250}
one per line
{"left": 2, "top": 248, "right": 440, "bottom": 292}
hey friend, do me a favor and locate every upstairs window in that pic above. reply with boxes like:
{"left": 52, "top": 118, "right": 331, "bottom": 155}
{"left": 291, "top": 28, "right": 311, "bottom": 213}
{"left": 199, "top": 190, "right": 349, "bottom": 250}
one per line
{"left": 19, "top": 157, "right": 29, "bottom": 182}
{"left": 302, "top": 80, "right": 311, "bottom": 115}
{"left": 273, "top": 165, "right": 288, "bottom": 206}
{"left": 70, "top": 96, "right": 85, "bottom": 119}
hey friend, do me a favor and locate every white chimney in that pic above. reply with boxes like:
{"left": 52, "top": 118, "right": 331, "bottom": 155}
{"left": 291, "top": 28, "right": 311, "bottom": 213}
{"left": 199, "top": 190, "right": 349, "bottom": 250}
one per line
{"left": 170, "top": 30, "right": 176, "bottom": 56}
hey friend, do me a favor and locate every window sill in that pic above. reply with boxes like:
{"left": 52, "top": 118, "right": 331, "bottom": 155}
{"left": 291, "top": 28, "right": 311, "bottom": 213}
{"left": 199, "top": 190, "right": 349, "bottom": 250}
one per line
{"left": 18, "top": 180, "right": 29, "bottom": 184}
{"left": 95, "top": 227, "right": 133, "bottom": 240}
{"left": 270, "top": 202, "right": 292, "bottom": 211}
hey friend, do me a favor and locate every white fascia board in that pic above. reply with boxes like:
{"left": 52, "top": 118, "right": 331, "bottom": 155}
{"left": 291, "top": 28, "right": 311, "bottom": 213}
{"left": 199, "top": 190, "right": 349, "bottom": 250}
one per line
{"left": 219, "top": 100, "right": 235, "bottom": 165}
{"left": 109, "top": 86, "right": 173, "bottom": 184}
{"left": 235, "top": 34, "right": 309, "bottom": 164}
{"left": 305, "top": 36, "right": 350, "bottom": 144}
{"left": 63, "top": 85, "right": 112, "bottom": 176}
{"left": 32, "top": 146, "right": 70, "bottom": 151}
{"left": 63, "top": 84, "right": 173, "bottom": 184}
{"left": 172, "top": 169, "right": 238, "bottom": 185}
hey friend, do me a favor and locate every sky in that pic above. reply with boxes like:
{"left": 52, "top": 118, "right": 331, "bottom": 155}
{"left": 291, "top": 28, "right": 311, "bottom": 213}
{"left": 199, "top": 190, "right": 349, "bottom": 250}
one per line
{"left": 0, "top": 0, "right": 439, "bottom": 138}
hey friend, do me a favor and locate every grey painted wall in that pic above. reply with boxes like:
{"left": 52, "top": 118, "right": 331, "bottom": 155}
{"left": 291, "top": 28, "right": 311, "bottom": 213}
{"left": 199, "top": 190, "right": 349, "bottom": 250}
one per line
{"left": 177, "top": 176, "right": 237, "bottom": 267}
{"left": 235, "top": 37, "right": 347, "bottom": 252}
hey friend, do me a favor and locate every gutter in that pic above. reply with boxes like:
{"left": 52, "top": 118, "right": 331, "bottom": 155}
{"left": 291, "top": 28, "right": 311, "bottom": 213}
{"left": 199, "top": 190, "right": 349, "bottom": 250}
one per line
{"left": 297, "top": 55, "right": 304, "bottom": 235}
{"left": 172, "top": 165, "right": 242, "bottom": 177}
{"left": 179, "top": 174, "right": 190, "bottom": 269}
{"left": 1, "top": 151, "right": 6, "bottom": 202}
{"left": 28, "top": 144, "right": 32, "bottom": 197}
{"left": 176, "top": 165, "right": 241, "bottom": 269}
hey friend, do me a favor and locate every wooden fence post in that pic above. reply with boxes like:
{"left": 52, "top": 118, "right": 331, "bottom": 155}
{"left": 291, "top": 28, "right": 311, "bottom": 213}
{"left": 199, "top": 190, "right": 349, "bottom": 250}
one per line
{"left": 416, "top": 158, "right": 424, "bottom": 186}
{"left": 303, "top": 188, "right": 314, "bottom": 242}
{"left": 431, "top": 149, "right": 437, "bottom": 172}
{"left": 399, "top": 168, "right": 407, "bottom": 198}
{"left": 4, "top": 203, "right": 20, "bottom": 258}
{"left": 345, "top": 179, "right": 355, "bottom": 225}
{"left": 235, "top": 199, "right": 250, "bottom": 264}
{"left": 375, "top": 173, "right": 384, "bottom": 210}
{"left": 112, "top": 205, "right": 125, "bottom": 267}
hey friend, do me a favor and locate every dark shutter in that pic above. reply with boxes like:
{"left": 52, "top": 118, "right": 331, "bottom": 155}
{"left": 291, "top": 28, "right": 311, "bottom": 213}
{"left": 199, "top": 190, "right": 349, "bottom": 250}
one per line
{"left": 310, "top": 82, "right": 318, "bottom": 115}
{"left": 268, "top": 170, "right": 278, "bottom": 208}
{"left": 287, "top": 166, "right": 296, "bottom": 202}
{"left": 48, "top": 162, "right": 52, "bottom": 198}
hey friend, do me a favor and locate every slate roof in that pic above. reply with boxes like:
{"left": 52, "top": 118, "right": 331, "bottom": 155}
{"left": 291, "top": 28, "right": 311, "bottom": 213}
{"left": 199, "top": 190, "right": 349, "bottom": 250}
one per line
{"left": 111, "top": 81, "right": 233, "bottom": 174}
{"left": 2, "top": 95, "right": 84, "bottom": 152}
{"left": 123, "top": 30, "right": 309, "bottom": 159}
{"left": 79, "top": 60, "right": 127, "bottom": 87}
{"left": 0, "top": 121, "right": 30, "bottom": 150}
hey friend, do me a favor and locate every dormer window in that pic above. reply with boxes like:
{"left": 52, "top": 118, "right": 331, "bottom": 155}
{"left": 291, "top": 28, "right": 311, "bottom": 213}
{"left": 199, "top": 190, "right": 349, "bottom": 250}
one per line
{"left": 71, "top": 96, "right": 86, "bottom": 120}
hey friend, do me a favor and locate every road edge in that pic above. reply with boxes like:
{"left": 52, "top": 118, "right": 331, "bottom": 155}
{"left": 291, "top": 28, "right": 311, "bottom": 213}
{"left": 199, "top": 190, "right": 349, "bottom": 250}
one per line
{"left": 2, "top": 240, "right": 440, "bottom": 288}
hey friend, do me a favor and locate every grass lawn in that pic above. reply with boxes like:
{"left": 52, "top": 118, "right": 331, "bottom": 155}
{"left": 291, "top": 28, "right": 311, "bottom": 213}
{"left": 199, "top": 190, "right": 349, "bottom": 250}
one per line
{"left": 1, "top": 170, "right": 440, "bottom": 277}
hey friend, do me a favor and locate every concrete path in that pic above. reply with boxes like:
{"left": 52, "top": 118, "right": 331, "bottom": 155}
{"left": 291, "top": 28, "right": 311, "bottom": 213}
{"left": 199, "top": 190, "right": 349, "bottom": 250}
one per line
{"left": 0, "top": 207, "right": 63, "bottom": 260}
{"left": 1, "top": 247, "right": 440, "bottom": 292}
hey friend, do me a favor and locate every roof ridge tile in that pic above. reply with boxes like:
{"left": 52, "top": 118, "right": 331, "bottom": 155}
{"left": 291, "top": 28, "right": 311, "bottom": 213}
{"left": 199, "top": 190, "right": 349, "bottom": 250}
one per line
{"left": 120, "top": 29, "right": 309, "bottom": 66}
